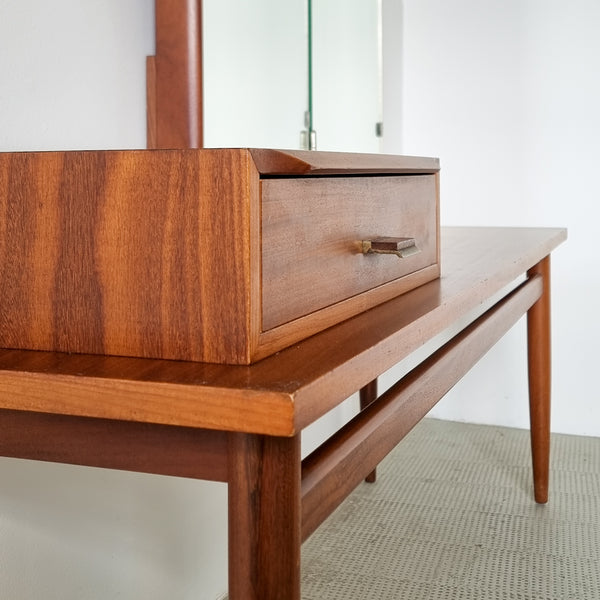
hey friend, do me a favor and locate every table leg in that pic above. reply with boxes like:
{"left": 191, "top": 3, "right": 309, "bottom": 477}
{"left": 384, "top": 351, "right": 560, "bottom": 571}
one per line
{"left": 228, "top": 432, "right": 302, "bottom": 600}
{"left": 527, "top": 255, "right": 551, "bottom": 504}
{"left": 359, "top": 379, "right": 378, "bottom": 483}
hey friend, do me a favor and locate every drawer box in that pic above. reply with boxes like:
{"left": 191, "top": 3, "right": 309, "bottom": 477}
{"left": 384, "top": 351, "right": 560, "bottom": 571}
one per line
{"left": 0, "top": 148, "right": 439, "bottom": 364}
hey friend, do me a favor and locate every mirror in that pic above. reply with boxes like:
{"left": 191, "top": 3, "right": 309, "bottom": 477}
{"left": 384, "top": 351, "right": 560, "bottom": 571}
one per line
{"left": 203, "top": 0, "right": 382, "bottom": 152}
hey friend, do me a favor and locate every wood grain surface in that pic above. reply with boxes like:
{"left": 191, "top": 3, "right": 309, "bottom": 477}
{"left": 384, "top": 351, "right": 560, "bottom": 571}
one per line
{"left": 0, "top": 408, "right": 228, "bottom": 481}
{"left": 0, "top": 226, "right": 566, "bottom": 600}
{"left": 261, "top": 175, "right": 437, "bottom": 329}
{"left": 301, "top": 274, "right": 544, "bottom": 539}
{"left": 0, "top": 149, "right": 259, "bottom": 364}
{"left": 228, "top": 433, "right": 302, "bottom": 599}
{"left": 0, "top": 148, "right": 441, "bottom": 364}
{"left": 249, "top": 148, "right": 440, "bottom": 175}
{"left": 527, "top": 255, "right": 552, "bottom": 503}
{"left": 0, "top": 228, "right": 566, "bottom": 436}
{"left": 148, "top": 0, "right": 203, "bottom": 149}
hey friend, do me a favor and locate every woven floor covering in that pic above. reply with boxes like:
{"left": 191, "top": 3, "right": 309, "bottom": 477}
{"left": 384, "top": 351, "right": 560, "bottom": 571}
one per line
{"left": 301, "top": 418, "right": 600, "bottom": 600}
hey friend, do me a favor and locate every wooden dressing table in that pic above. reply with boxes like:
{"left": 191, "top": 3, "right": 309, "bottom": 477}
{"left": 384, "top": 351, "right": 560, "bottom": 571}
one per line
{"left": 0, "top": 4, "right": 566, "bottom": 596}
{"left": 0, "top": 225, "right": 566, "bottom": 599}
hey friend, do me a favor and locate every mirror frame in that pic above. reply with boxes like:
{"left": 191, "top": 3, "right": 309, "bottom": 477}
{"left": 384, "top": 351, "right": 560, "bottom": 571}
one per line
{"left": 147, "top": 0, "right": 203, "bottom": 149}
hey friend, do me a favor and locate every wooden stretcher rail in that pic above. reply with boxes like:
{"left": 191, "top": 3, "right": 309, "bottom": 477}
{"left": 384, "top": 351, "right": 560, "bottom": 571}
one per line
{"left": 0, "top": 409, "right": 228, "bottom": 482}
{"left": 300, "top": 273, "right": 543, "bottom": 541}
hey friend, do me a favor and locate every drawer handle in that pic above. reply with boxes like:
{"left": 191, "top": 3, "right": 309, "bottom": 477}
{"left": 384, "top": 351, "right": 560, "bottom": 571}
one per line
{"left": 361, "top": 237, "right": 420, "bottom": 258}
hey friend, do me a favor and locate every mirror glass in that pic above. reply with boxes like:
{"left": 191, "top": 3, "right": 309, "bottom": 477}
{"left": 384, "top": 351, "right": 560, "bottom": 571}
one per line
{"left": 309, "top": 0, "right": 382, "bottom": 152}
{"left": 203, "top": 0, "right": 307, "bottom": 149}
{"left": 203, "top": 0, "right": 381, "bottom": 152}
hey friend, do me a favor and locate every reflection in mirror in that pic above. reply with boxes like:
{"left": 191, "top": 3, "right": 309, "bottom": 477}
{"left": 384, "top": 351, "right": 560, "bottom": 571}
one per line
{"left": 309, "top": 0, "right": 382, "bottom": 153}
{"left": 203, "top": 0, "right": 306, "bottom": 149}
{"left": 203, "top": 0, "right": 382, "bottom": 152}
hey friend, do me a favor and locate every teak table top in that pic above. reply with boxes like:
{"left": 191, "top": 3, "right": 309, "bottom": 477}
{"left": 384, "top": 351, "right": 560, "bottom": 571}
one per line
{"left": 0, "top": 227, "right": 566, "bottom": 437}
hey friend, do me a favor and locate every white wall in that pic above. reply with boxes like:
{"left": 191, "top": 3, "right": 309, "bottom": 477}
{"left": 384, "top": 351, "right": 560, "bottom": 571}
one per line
{"left": 0, "top": 0, "right": 152, "bottom": 151}
{"left": 388, "top": 0, "right": 600, "bottom": 436}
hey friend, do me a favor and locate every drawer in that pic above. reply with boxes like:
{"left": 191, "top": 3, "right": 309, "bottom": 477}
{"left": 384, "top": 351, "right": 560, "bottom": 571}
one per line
{"left": 262, "top": 175, "right": 438, "bottom": 330}
{"left": 0, "top": 148, "right": 439, "bottom": 365}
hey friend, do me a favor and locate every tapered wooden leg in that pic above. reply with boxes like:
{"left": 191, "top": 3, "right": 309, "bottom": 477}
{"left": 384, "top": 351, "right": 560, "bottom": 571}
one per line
{"left": 359, "top": 379, "right": 378, "bottom": 483}
{"left": 527, "top": 256, "right": 551, "bottom": 504}
{"left": 228, "top": 432, "right": 302, "bottom": 600}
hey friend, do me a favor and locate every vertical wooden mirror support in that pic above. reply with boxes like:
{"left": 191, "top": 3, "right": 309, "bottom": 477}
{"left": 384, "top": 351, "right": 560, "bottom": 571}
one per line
{"left": 147, "top": 0, "right": 203, "bottom": 148}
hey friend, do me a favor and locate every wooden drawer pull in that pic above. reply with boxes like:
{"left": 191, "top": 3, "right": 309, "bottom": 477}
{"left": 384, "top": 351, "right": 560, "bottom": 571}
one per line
{"left": 361, "top": 237, "right": 420, "bottom": 258}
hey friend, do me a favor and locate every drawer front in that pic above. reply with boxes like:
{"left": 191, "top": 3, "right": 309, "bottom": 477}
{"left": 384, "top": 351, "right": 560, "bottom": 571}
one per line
{"left": 261, "top": 175, "right": 438, "bottom": 331}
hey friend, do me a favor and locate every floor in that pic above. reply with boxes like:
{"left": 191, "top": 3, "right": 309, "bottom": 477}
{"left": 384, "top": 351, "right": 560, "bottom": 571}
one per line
{"left": 301, "top": 418, "right": 600, "bottom": 600}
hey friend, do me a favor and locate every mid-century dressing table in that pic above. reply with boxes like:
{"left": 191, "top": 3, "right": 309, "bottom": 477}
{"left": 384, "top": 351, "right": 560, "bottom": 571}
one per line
{"left": 0, "top": 213, "right": 566, "bottom": 598}
{"left": 0, "top": 2, "right": 567, "bottom": 598}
